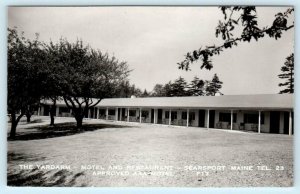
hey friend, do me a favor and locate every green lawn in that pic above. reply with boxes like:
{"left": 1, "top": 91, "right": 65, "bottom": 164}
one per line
{"left": 7, "top": 116, "right": 293, "bottom": 187}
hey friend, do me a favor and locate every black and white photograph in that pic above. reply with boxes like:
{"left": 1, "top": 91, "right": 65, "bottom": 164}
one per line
{"left": 7, "top": 6, "right": 294, "bottom": 187}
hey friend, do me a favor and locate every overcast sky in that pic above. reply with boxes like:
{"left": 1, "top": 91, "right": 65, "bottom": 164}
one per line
{"left": 8, "top": 6, "right": 294, "bottom": 95}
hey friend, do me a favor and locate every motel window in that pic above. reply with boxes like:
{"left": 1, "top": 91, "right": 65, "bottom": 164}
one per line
{"left": 189, "top": 112, "right": 195, "bottom": 120}
{"left": 219, "top": 113, "right": 237, "bottom": 123}
{"left": 99, "top": 109, "right": 106, "bottom": 115}
{"left": 59, "top": 107, "right": 69, "bottom": 114}
{"left": 142, "top": 110, "right": 149, "bottom": 118}
{"left": 182, "top": 111, "right": 187, "bottom": 120}
{"left": 165, "top": 111, "right": 169, "bottom": 119}
{"left": 108, "top": 109, "right": 115, "bottom": 115}
{"left": 171, "top": 111, "right": 177, "bottom": 120}
{"left": 244, "top": 113, "right": 264, "bottom": 124}
{"left": 129, "top": 110, "right": 136, "bottom": 117}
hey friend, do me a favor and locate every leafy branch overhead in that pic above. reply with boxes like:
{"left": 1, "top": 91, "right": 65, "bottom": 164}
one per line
{"left": 178, "top": 6, "right": 294, "bottom": 71}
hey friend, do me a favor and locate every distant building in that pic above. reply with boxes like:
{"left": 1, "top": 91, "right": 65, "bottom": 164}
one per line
{"left": 37, "top": 94, "right": 294, "bottom": 135}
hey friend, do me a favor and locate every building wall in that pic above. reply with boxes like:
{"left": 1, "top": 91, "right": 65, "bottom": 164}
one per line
{"left": 36, "top": 104, "right": 291, "bottom": 134}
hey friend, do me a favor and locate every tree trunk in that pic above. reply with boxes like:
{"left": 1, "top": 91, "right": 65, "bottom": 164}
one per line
{"left": 49, "top": 103, "right": 56, "bottom": 126}
{"left": 50, "top": 115, "right": 55, "bottom": 126}
{"left": 75, "top": 116, "right": 83, "bottom": 128}
{"left": 10, "top": 113, "right": 17, "bottom": 139}
{"left": 9, "top": 112, "right": 23, "bottom": 139}
{"left": 26, "top": 112, "right": 31, "bottom": 123}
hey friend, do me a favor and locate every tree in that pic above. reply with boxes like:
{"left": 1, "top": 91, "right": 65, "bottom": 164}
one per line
{"left": 188, "top": 76, "right": 205, "bottom": 96}
{"left": 113, "top": 81, "right": 144, "bottom": 98}
{"left": 38, "top": 42, "right": 66, "bottom": 126}
{"left": 278, "top": 53, "right": 294, "bottom": 94}
{"left": 151, "top": 84, "right": 167, "bottom": 97}
{"left": 168, "top": 77, "right": 189, "bottom": 97}
{"left": 7, "top": 28, "right": 45, "bottom": 138}
{"left": 178, "top": 6, "right": 294, "bottom": 71}
{"left": 47, "top": 39, "right": 130, "bottom": 128}
{"left": 205, "top": 74, "right": 223, "bottom": 96}
{"left": 141, "top": 89, "right": 149, "bottom": 97}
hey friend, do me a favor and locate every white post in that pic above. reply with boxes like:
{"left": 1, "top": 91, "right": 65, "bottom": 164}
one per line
{"left": 258, "top": 110, "right": 261, "bottom": 133}
{"left": 187, "top": 109, "right": 189, "bottom": 127}
{"left": 115, "top": 108, "right": 118, "bottom": 121}
{"left": 140, "top": 108, "right": 142, "bottom": 123}
{"left": 41, "top": 106, "right": 44, "bottom": 116}
{"left": 207, "top": 109, "right": 210, "bottom": 129}
{"left": 88, "top": 109, "right": 91, "bottom": 118}
{"left": 289, "top": 111, "right": 292, "bottom": 136}
{"left": 96, "top": 108, "right": 99, "bottom": 119}
{"left": 37, "top": 106, "right": 40, "bottom": 116}
{"left": 56, "top": 106, "right": 59, "bottom": 117}
{"left": 127, "top": 108, "right": 130, "bottom": 122}
{"left": 106, "top": 108, "right": 108, "bottom": 120}
{"left": 154, "top": 109, "right": 157, "bottom": 124}
{"left": 149, "top": 109, "right": 152, "bottom": 123}
{"left": 230, "top": 110, "right": 233, "bottom": 130}
{"left": 169, "top": 109, "right": 171, "bottom": 125}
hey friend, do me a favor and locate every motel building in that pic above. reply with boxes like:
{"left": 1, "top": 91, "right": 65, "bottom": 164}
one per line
{"left": 37, "top": 94, "right": 294, "bottom": 135}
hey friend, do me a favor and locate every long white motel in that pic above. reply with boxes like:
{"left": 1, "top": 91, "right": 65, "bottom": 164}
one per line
{"left": 37, "top": 94, "right": 294, "bottom": 135}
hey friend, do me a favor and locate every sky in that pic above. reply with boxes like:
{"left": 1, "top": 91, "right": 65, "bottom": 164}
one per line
{"left": 7, "top": 6, "right": 294, "bottom": 95}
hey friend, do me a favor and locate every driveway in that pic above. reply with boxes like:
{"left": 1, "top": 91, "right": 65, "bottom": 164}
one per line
{"left": 7, "top": 117, "right": 293, "bottom": 187}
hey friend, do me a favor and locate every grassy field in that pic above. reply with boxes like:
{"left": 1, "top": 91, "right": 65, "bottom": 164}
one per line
{"left": 7, "top": 116, "right": 293, "bottom": 187}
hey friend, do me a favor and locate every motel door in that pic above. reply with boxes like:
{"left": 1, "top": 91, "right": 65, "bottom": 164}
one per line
{"left": 198, "top": 110, "right": 206, "bottom": 127}
{"left": 209, "top": 110, "right": 215, "bottom": 128}
{"left": 158, "top": 109, "right": 162, "bottom": 124}
{"left": 270, "top": 111, "right": 280, "bottom": 133}
{"left": 151, "top": 109, "right": 154, "bottom": 123}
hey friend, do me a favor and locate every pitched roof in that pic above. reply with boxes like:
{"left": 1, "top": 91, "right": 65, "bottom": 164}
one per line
{"left": 97, "top": 94, "right": 293, "bottom": 110}
{"left": 42, "top": 94, "right": 293, "bottom": 110}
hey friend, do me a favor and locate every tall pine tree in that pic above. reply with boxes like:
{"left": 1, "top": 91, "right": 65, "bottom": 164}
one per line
{"left": 205, "top": 74, "right": 223, "bottom": 96}
{"left": 278, "top": 53, "right": 294, "bottom": 94}
{"left": 188, "top": 76, "right": 205, "bottom": 96}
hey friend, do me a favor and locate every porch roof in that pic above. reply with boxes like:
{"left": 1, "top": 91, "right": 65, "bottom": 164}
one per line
{"left": 97, "top": 94, "right": 293, "bottom": 110}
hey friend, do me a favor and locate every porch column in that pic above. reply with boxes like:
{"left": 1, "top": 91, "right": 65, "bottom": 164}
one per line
{"left": 289, "top": 111, "right": 292, "bottom": 136}
{"left": 115, "top": 108, "right": 118, "bottom": 121}
{"left": 96, "top": 108, "right": 99, "bottom": 119}
{"left": 154, "top": 109, "right": 157, "bottom": 124}
{"left": 106, "top": 108, "right": 108, "bottom": 120}
{"left": 127, "top": 108, "right": 130, "bottom": 122}
{"left": 187, "top": 109, "right": 189, "bottom": 127}
{"left": 41, "top": 106, "right": 44, "bottom": 116}
{"left": 149, "top": 109, "right": 152, "bottom": 123}
{"left": 56, "top": 106, "right": 59, "bottom": 117}
{"left": 37, "top": 106, "right": 40, "bottom": 116}
{"left": 207, "top": 109, "right": 210, "bottom": 129}
{"left": 230, "top": 110, "right": 233, "bottom": 130}
{"left": 258, "top": 110, "right": 261, "bottom": 133}
{"left": 88, "top": 109, "right": 91, "bottom": 118}
{"left": 140, "top": 108, "right": 142, "bottom": 123}
{"left": 169, "top": 109, "right": 171, "bottom": 125}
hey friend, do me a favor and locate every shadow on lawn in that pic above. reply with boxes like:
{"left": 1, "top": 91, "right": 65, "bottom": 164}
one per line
{"left": 8, "top": 123, "right": 130, "bottom": 141}
{"left": 8, "top": 153, "right": 86, "bottom": 187}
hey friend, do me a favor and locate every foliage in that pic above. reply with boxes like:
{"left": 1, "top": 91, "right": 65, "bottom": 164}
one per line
{"left": 7, "top": 27, "right": 46, "bottom": 137}
{"left": 188, "top": 76, "right": 205, "bottom": 96}
{"left": 46, "top": 39, "right": 130, "bottom": 127}
{"left": 113, "top": 81, "right": 144, "bottom": 98}
{"left": 151, "top": 74, "right": 223, "bottom": 97}
{"left": 278, "top": 53, "right": 294, "bottom": 94}
{"left": 205, "top": 74, "right": 223, "bottom": 96}
{"left": 178, "top": 6, "right": 294, "bottom": 71}
{"left": 151, "top": 84, "right": 167, "bottom": 97}
{"left": 168, "top": 77, "right": 189, "bottom": 96}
